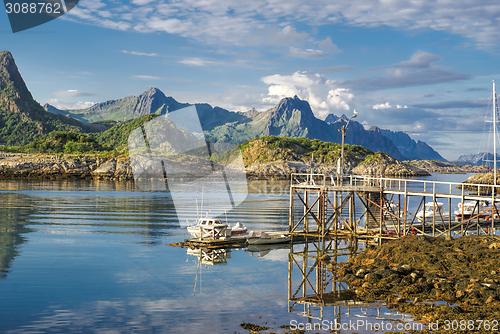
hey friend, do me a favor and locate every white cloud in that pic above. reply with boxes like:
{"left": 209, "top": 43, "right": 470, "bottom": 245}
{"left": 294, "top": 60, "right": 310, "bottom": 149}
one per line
{"left": 121, "top": 50, "right": 159, "bottom": 57}
{"left": 177, "top": 58, "right": 218, "bottom": 66}
{"left": 345, "top": 51, "right": 469, "bottom": 91}
{"left": 132, "top": 75, "right": 164, "bottom": 80}
{"left": 45, "top": 99, "right": 96, "bottom": 110}
{"left": 327, "top": 88, "right": 353, "bottom": 112}
{"left": 266, "top": 25, "right": 309, "bottom": 46}
{"left": 318, "top": 36, "right": 342, "bottom": 53}
{"left": 67, "top": 1, "right": 500, "bottom": 50}
{"left": 289, "top": 47, "right": 326, "bottom": 58}
{"left": 50, "top": 90, "right": 96, "bottom": 98}
{"left": 396, "top": 50, "right": 440, "bottom": 68}
{"left": 397, "top": 104, "right": 408, "bottom": 109}
{"left": 131, "top": 0, "right": 154, "bottom": 4}
{"left": 373, "top": 102, "right": 392, "bottom": 110}
{"left": 261, "top": 71, "right": 354, "bottom": 119}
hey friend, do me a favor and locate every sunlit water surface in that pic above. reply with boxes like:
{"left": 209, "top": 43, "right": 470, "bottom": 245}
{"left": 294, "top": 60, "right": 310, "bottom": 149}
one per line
{"left": 0, "top": 175, "right": 473, "bottom": 333}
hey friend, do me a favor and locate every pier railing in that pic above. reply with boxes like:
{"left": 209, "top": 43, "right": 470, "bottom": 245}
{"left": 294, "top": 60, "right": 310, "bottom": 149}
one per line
{"left": 348, "top": 175, "right": 500, "bottom": 202}
{"left": 291, "top": 173, "right": 500, "bottom": 200}
{"left": 289, "top": 173, "right": 500, "bottom": 240}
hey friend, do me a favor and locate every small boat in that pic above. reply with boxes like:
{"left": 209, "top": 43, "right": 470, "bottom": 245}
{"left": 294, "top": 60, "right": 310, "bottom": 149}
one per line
{"left": 416, "top": 202, "right": 449, "bottom": 222}
{"left": 246, "top": 230, "right": 290, "bottom": 245}
{"left": 230, "top": 222, "right": 247, "bottom": 235}
{"left": 186, "top": 217, "right": 231, "bottom": 240}
{"left": 186, "top": 217, "right": 247, "bottom": 239}
{"left": 454, "top": 200, "right": 497, "bottom": 220}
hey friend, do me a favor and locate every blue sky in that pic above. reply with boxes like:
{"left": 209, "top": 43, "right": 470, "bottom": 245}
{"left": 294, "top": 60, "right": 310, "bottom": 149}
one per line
{"left": 2, "top": 0, "right": 500, "bottom": 160}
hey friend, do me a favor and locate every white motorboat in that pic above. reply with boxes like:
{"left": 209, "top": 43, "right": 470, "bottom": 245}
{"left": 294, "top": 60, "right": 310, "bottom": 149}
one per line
{"left": 454, "top": 200, "right": 496, "bottom": 220}
{"left": 186, "top": 217, "right": 247, "bottom": 239}
{"left": 246, "top": 230, "right": 290, "bottom": 245}
{"left": 186, "top": 217, "right": 231, "bottom": 240}
{"left": 416, "top": 202, "right": 449, "bottom": 222}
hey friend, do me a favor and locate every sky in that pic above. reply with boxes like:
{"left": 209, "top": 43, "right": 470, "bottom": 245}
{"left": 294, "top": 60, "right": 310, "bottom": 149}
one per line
{"left": 2, "top": 0, "right": 500, "bottom": 160}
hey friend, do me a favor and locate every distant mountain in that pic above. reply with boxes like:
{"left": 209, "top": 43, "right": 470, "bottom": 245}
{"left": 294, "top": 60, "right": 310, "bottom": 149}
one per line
{"left": 62, "top": 88, "right": 250, "bottom": 131}
{"left": 368, "top": 126, "right": 446, "bottom": 161}
{"left": 457, "top": 152, "right": 500, "bottom": 166}
{"left": 48, "top": 87, "right": 444, "bottom": 160}
{"left": 0, "top": 51, "right": 90, "bottom": 145}
{"left": 43, "top": 103, "right": 66, "bottom": 115}
{"left": 64, "top": 88, "right": 189, "bottom": 123}
{"left": 206, "top": 96, "right": 404, "bottom": 158}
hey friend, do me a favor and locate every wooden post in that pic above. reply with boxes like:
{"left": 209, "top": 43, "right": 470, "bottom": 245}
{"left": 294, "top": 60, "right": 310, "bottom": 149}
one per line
{"left": 461, "top": 185, "right": 465, "bottom": 236}
{"left": 379, "top": 191, "right": 383, "bottom": 245}
{"left": 333, "top": 191, "right": 338, "bottom": 235}
{"left": 432, "top": 184, "right": 436, "bottom": 237}
{"left": 304, "top": 190, "right": 308, "bottom": 233}
{"left": 289, "top": 187, "right": 294, "bottom": 234}
{"left": 422, "top": 196, "right": 426, "bottom": 234}
{"left": 288, "top": 251, "right": 292, "bottom": 312}
{"left": 492, "top": 186, "right": 495, "bottom": 236}
{"left": 397, "top": 194, "right": 401, "bottom": 236}
{"left": 404, "top": 181, "right": 408, "bottom": 236}
{"left": 448, "top": 197, "right": 452, "bottom": 239}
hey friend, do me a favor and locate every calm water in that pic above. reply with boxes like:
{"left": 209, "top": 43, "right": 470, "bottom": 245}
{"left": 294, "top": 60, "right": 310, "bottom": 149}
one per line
{"left": 0, "top": 175, "right": 473, "bottom": 333}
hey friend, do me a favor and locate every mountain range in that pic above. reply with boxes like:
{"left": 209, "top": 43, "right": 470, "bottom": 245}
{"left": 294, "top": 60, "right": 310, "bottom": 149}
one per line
{"left": 45, "top": 88, "right": 444, "bottom": 161}
{"left": 456, "top": 152, "right": 500, "bottom": 166}
{"left": 0, "top": 49, "right": 444, "bottom": 160}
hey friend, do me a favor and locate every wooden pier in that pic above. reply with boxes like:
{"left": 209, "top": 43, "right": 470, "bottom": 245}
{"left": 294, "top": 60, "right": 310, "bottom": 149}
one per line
{"left": 289, "top": 173, "right": 500, "bottom": 242}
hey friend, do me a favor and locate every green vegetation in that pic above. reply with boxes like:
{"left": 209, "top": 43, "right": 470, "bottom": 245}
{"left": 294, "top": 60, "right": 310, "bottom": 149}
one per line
{"left": 6, "top": 131, "right": 108, "bottom": 154}
{"left": 213, "top": 135, "right": 372, "bottom": 166}
{"left": 95, "top": 114, "right": 160, "bottom": 151}
{"left": 358, "top": 152, "right": 392, "bottom": 165}
{"left": 3, "top": 114, "right": 160, "bottom": 155}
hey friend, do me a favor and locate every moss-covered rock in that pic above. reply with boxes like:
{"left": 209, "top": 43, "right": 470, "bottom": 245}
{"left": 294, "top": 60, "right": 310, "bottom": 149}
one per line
{"left": 352, "top": 152, "right": 430, "bottom": 176}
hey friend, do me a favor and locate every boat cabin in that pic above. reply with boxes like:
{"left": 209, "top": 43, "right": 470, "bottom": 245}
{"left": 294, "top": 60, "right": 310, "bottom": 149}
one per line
{"left": 198, "top": 218, "right": 225, "bottom": 226}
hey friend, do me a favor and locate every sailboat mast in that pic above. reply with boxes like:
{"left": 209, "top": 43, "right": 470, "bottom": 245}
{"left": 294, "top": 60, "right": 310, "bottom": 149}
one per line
{"left": 494, "top": 80, "right": 498, "bottom": 187}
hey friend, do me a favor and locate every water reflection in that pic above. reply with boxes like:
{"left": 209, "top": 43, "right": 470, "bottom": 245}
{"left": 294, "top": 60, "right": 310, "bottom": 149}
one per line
{"left": 0, "top": 193, "right": 34, "bottom": 278}
{"left": 0, "top": 178, "right": 137, "bottom": 192}
{"left": 187, "top": 248, "right": 231, "bottom": 266}
{"left": 0, "top": 178, "right": 446, "bottom": 333}
{"left": 287, "top": 238, "right": 421, "bottom": 332}
{"left": 246, "top": 243, "right": 290, "bottom": 257}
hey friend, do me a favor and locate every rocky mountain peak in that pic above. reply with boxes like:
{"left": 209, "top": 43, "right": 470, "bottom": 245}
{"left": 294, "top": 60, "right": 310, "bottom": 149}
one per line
{"left": 0, "top": 50, "right": 32, "bottom": 101}
{"left": 0, "top": 51, "right": 88, "bottom": 145}
{"left": 271, "top": 96, "right": 314, "bottom": 121}
{"left": 143, "top": 87, "right": 165, "bottom": 98}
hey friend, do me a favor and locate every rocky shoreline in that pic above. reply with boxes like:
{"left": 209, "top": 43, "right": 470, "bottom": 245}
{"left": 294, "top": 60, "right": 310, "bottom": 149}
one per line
{"left": 0, "top": 151, "right": 492, "bottom": 181}
{"left": 0, "top": 152, "right": 134, "bottom": 180}
{"left": 330, "top": 236, "right": 500, "bottom": 333}
{"left": 407, "top": 159, "right": 492, "bottom": 174}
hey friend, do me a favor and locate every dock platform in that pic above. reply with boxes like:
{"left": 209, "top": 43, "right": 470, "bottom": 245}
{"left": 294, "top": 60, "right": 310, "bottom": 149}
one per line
{"left": 289, "top": 173, "right": 500, "bottom": 242}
